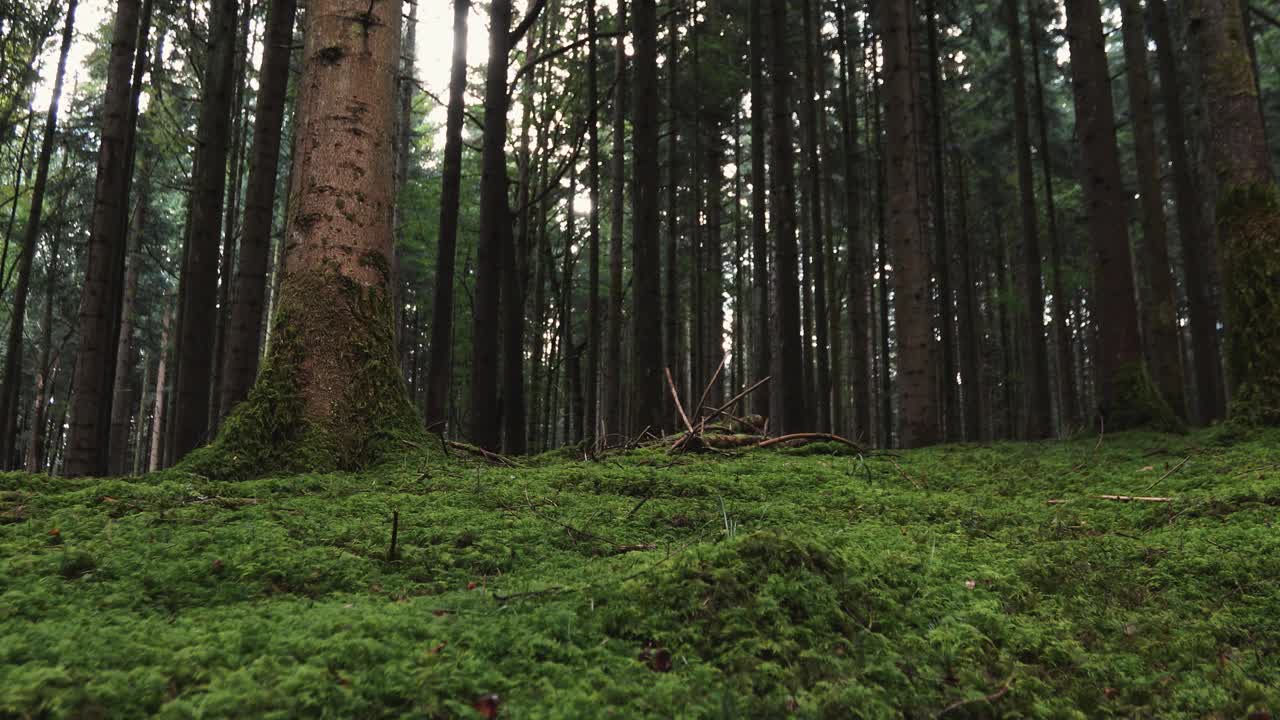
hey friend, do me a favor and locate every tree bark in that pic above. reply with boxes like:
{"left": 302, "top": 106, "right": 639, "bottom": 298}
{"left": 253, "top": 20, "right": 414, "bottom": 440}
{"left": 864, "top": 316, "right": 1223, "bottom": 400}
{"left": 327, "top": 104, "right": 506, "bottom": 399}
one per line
{"left": 148, "top": 303, "right": 172, "bottom": 473}
{"left": 882, "top": 0, "right": 938, "bottom": 447}
{"left": 169, "top": 0, "right": 239, "bottom": 462}
{"left": 836, "top": 0, "right": 870, "bottom": 441}
{"left": 63, "top": 0, "right": 142, "bottom": 476}
{"left": 604, "top": 0, "right": 628, "bottom": 438}
{"left": 0, "top": 0, "right": 76, "bottom": 469}
{"left": 800, "top": 0, "right": 831, "bottom": 432}
{"left": 220, "top": 0, "right": 298, "bottom": 418}
{"left": 1189, "top": 0, "right": 1280, "bottom": 423}
{"left": 107, "top": 178, "right": 146, "bottom": 475}
{"left": 584, "top": 0, "right": 601, "bottom": 443}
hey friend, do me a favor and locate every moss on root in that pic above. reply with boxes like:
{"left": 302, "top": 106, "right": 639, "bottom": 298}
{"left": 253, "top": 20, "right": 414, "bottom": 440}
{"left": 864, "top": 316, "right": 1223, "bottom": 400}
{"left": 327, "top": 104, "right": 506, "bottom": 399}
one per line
{"left": 1218, "top": 183, "right": 1280, "bottom": 425}
{"left": 1108, "top": 361, "right": 1185, "bottom": 433}
{"left": 180, "top": 261, "right": 423, "bottom": 481}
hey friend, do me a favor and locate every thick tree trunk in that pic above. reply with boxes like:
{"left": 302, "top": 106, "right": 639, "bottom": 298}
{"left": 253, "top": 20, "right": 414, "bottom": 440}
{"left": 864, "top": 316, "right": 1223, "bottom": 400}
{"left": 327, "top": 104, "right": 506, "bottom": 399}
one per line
{"left": 882, "top": 0, "right": 938, "bottom": 447}
{"left": 925, "top": 0, "right": 958, "bottom": 441}
{"left": 1121, "top": 0, "right": 1186, "bottom": 420}
{"left": 630, "top": 0, "right": 665, "bottom": 435}
{"left": 1004, "top": 0, "right": 1053, "bottom": 439}
{"left": 424, "top": 0, "right": 470, "bottom": 432}
{"left": 63, "top": 0, "right": 142, "bottom": 476}
{"left": 183, "top": 0, "right": 418, "bottom": 480}
{"left": 0, "top": 0, "right": 75, "bottom": 469}
{"left": 1064, "top": 0, "right": 1175, "bottom": 430}
{"left": 604, "top": 0, "right": 628, "bottom": 438}
{"left": 1190, "top": 0, "right": 1280, "bottom": 423}
{"left": 765, "top": 0, "right": 807, "bottom": 434}
{"left": 747, "top": 0, "right": 771, "bottom": 419}
{"left": 170, "top": 0, "right": 239, "bottom": 462}
{"left": 220, "top": 0, "right": 298, "bottom": 418}
{"left": 836, "top": 0, "right": 870, "bottom": 442}
{"left": 1149, "top": 0, "right": 1221, "bottom": 424}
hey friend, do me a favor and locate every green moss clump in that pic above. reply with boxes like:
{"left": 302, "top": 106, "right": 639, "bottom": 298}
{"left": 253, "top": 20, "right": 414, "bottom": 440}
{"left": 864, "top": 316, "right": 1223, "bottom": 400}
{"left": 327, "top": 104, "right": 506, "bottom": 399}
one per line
{"left": 1108, "top": 361, "right": 1185, "bottom": 433}
{"left": 1218, "top": 183, "right": 1280, "bottom": 425}
{"left": 181, "top": 261, "right": 424, "bottom": 481}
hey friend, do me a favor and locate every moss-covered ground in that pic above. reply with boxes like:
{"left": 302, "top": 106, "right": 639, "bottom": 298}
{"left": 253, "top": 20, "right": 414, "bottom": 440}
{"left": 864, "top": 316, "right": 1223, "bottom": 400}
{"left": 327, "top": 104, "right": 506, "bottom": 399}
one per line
{"left": 2, "top": 428, "right": 1279, "bottom": 718}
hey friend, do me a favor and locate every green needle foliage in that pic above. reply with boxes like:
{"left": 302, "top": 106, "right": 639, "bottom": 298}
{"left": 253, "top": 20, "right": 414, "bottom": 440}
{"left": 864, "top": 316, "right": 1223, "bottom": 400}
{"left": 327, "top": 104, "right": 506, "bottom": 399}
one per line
{"left": 2, "top": 428, "right": 1279, "bottom": 717}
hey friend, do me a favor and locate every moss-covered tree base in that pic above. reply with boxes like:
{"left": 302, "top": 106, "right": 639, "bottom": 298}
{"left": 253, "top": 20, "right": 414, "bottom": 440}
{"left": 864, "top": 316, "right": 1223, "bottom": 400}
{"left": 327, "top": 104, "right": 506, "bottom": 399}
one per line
{"left": 1219, "top": 183, "right": 1280, "bottom": 425}
{"left": 1108, "top": 361, "right": 1186, "bottom": 433}
{"left": 181, "top": 261, "right": 423, "bottom": 481}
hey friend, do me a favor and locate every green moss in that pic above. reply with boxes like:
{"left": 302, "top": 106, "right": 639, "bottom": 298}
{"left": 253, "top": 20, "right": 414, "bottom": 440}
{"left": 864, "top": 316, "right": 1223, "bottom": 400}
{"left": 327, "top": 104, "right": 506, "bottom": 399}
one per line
{"left": 1109, "top": 361, "right": 1186, "bottom": 433}
{"left": 181, "top": 263, "right": 425, "bottom": 481}
{"left": 3, "top": 429, "right": 1280, "bottom": 717}
{"left": 1217, "top": 183, "right": 1280, "bottom": 425}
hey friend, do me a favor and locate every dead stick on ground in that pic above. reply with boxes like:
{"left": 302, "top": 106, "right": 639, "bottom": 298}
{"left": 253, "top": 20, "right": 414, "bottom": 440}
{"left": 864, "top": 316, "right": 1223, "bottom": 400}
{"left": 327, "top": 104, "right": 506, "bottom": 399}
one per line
{"left": 665, "top": 368, "right": 695, "bottom": 434}
{"left": 1144, "top": 456, "right": 1190, "bottom": 492}
{"left": 1098, "top": 494, "right": 1173, "bottom": 503}
{"left": 693, "top": 354, "right": 727, "bottom": 431}
{"left": 757, "top": 433, "right": 864, "bottom": 451}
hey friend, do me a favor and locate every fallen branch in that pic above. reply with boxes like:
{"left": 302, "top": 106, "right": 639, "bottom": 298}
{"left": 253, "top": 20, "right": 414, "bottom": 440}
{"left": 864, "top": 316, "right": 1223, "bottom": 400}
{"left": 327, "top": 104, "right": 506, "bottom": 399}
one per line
{"left": 446, "top": 441, "right": 520, "bottom": 467}
{"left": 1144, "top": 456, "right": 1190, "bottom": 492}
{"left": 757, "top": 433, "right": 865, "bottom": 451}
{"left": 665, "top": 368, "right": 695, "bottom": 434}
{"left": 1097, "top": 494, "right": 1172, "bottom": 503}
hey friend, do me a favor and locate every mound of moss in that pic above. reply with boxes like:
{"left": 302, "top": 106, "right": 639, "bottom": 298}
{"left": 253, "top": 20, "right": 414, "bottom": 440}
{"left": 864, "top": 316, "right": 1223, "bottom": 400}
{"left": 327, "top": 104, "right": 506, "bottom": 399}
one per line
{"left": 2, "top": 428, "right": 1279, "bottom": 717}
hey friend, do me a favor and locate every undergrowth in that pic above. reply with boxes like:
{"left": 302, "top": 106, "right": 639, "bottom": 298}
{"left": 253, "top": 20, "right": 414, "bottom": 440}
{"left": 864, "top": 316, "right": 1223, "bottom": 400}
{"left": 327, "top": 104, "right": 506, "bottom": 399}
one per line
{"left": 2, "top": 428, "right": 1279, "bottom": 718}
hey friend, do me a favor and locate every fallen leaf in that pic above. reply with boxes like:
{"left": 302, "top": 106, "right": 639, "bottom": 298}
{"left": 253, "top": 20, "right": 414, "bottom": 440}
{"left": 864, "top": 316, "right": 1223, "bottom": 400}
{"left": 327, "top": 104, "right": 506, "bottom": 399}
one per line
{"left": 473, "top": 693, "right": 501, "bottom": 718}
{"left": 47, "top": 527, "right": 60, "bottom": 536}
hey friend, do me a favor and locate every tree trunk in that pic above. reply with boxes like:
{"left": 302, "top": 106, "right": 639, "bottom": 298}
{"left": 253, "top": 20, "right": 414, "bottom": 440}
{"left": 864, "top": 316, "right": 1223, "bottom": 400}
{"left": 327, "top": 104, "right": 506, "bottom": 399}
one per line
{"left": 1121, "top": 0, "right": 1186, "bottom": 420}
{"left": 882, "top": 0, "right": 938, "bottom": 447}
{"left": 1027, "top": 0, "right": 1080, "bottom": 430}
{"left": 925, "top": 0, "right": 958, "bottom": 441}
{"left": 184, "top": 0, "right": 417, "bottom": 479}
{"left": 148, "top": 303, "right": 172, "bottom": 472}
{"left": 1190, "top": 0, "right": 1280, "bottom": 423}
{"left": 583, "top": 0, "right": 601, "bottom": 443}
{"left": 0, "top": 0, "right": 76, "bottom": 469}
{"left": 169, "top": 0, "right": 239, "bottom": 462}
{"left": 63, "top": 0, "right": 143, "bottom": 476}
{"left": 1004, "top": 0, "right": 1053, "bottom": 439}
{"left": 800, "top": 0, "right": 831, "bottom": 432}
{"left": 747, "top": 0, "right": 771, "bottom": 419}
{"left": 765, "top": 0, "right": 807, "bottom": 434}
{"left": 953, "top": 152, "right": 985, "bottom": 441}
{"left": 630, "top": 0, "right": 665, "bottom": 435}
{"left": 107, "top": 179, "right": 146, "bottom": 475}
{"left": 424, "top": 0, "right": 470, "bottom": 432}
{"left": 220, "top": 0, "right": 298, "bottom": 418}
{"left": 836, "top": 0, "right": 870, "bottom": 441}
{"left": 604, "top": 0, "right": 628, "bottom": 438}
{"left": 663, "top": 10, "right": 681, "bottom": 428}
{"left": 1064, "top": 0, "right": 1174, "bottom": 429}
{"left": 1149, "top": 0, "right": 1221, "bottom": 424}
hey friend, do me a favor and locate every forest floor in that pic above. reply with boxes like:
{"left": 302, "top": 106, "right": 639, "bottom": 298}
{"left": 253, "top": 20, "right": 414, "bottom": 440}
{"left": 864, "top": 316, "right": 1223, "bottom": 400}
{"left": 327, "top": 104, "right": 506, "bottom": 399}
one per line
{"left": 2, "top": 426, "right": 1279, "bottom": 718}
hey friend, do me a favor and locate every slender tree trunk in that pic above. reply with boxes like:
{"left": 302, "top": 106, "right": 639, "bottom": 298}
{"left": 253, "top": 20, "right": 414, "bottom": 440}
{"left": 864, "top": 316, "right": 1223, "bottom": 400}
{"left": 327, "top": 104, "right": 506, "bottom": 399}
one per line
{"left": 882, "top": 0, "right": 938, "bottom": 447}
{"left": 1065, "top": 0, "right": 1167, "bottom": 428}
{"left": 704, "top": 135, "right": 725, "bottom": 407}
{"left": 800, "top": 0, "right": 831, "bottom": 432}
{"left": 836, "top": 0, "right": 868, "bottom": 440}
{"left": 561, "top": 167, "right": 579, "bottom": 444}
{"left": 765, "top": 0, "right": 807, "bottom": 434}
{"left": 1121, "top": 0, "right": 1186, "bottom": 420}
{"left": 424, "top": 0, "right": 470, "bottom": 432}
{"left": 925, "top": 0, "right": 959, "bottom": 441}
{"left": 63, "top": 0, "right": 144, "bottom": 476}
{"left": 1190, "top": 0, "right": 1280, "bottom": 422}
{"left": 1149, "top": 0, "right": 1220, "bottom": 424}
{"left": 953, "top": 152, "right": 985, "bottom": 441}
{"left": 748, "top": 0, "right": 771, "bottom": 419}
{"left": 107, "top": 180, "right": 147, "bottom": 475}
{"left": 584, "top": 0, "right": 601, "bottom": 443}
{"left": 874, "top": 67, "right": 893, "bottom": 447}
{"left": 148, "top": 303, "right": 171, "bottom": 472}
{"left": 1004, "top": 0, "right": 1053, "bottom": 439}
{"left": 0, "top": 0, "right": 76, "bottom": 469}
{"left": 663, "top": 10, "right": 681, "bottom": 428}
{"left": 630, "top": 0, "right": 665, "bottom": 435}
{"left": 1027, "top": 0, "right": 1080, "bottom": 430}
{"left": 604, "top": 0, "right": 628, "bottom": 438}
{"left": 220, "top": 0, "right": 298, "bottom": 418}
{"left": 131, "top": 355, "right": 150, "bottom": 475}
{"left": 169, "top": 0, "right": 238, "bottom": 462}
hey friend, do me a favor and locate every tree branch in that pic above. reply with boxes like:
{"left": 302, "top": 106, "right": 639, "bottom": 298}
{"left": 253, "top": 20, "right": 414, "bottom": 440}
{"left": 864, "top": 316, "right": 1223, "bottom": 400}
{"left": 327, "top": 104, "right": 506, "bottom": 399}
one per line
{"left": 508, "top": 0, "right": 549, "bottom": 48}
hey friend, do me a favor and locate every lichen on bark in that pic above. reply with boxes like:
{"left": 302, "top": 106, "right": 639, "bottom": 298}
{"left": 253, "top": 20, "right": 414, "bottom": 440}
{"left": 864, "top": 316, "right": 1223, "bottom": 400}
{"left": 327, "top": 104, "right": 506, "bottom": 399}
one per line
{"left": 181, "top": 260, "right": 422, "bottom": 480}
{"left": 1217, "top": 183, "right": 1280, "bottom": 425}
